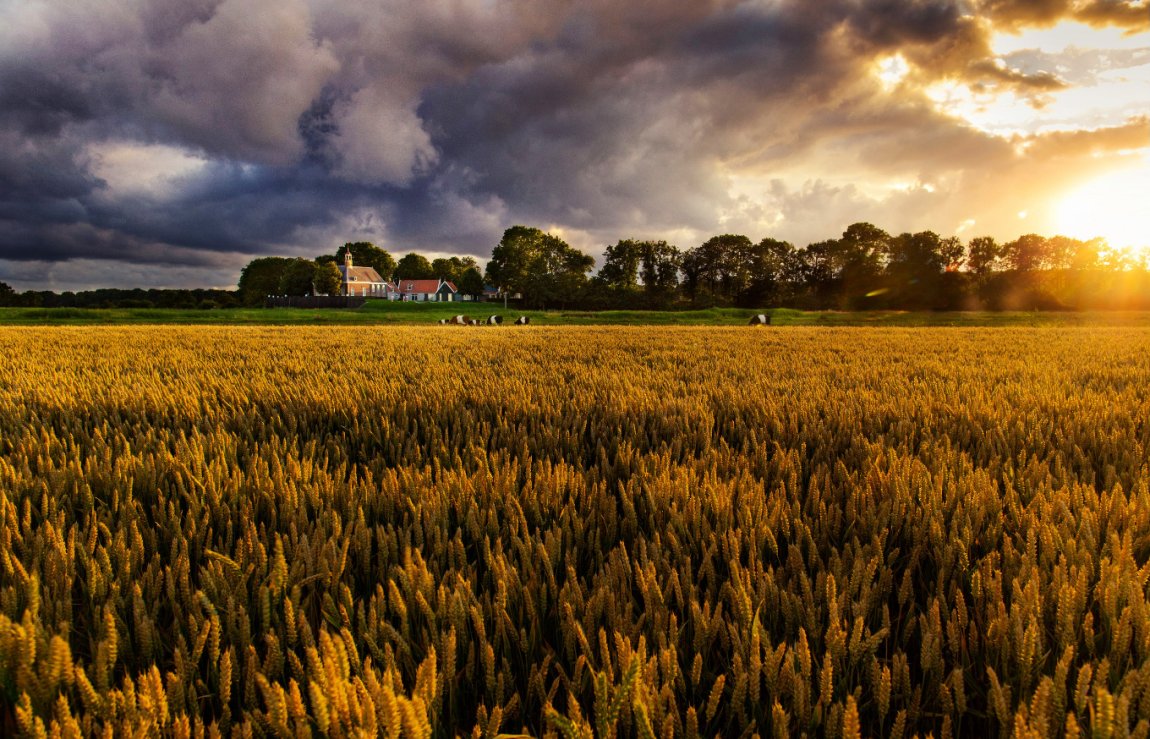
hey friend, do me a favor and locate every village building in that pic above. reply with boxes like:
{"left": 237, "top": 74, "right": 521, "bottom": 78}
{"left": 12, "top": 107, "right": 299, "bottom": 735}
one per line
{"left": 394, "top": 278, "right": 458, "bottom": 302}
{"left": 339, "top": 252, "right": 393, "bottom": 297}
{"left": 480, "top": 285, "right": 522, "bottom": 302}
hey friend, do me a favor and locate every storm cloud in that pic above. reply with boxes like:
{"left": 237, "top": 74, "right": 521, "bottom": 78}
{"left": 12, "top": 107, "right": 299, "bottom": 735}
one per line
{"left": 0, "top": 0, "right": 1146, "bottom": 289}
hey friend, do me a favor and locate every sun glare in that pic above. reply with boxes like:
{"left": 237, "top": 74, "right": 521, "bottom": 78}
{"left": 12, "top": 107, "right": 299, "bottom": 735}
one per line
{"left": 992, "top": 22, "right": 1149, "bottom": 56}
{"left": 875, "top": 54, "right": 910, "bottom": 91}
{"left": 929, "top": 21, "right": 1150, "bottom": 137}
{"left": 1055, "top": 163, "right": 1150, "bottom": 254}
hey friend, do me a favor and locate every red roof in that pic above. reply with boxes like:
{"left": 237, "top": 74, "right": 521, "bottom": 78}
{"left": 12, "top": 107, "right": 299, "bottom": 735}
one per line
{"left": 397, "top": 279, "right": 457, "bottom": 294}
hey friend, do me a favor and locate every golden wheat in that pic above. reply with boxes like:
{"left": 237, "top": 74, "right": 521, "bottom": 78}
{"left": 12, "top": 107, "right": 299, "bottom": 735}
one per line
{"left": 0, "top": 325, "right": 1148, "bottom": 736}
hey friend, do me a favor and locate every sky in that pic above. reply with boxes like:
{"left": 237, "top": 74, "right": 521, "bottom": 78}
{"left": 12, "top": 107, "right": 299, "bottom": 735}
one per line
{"left": 0, "top": 0, "right": 1147, "bottom": 291}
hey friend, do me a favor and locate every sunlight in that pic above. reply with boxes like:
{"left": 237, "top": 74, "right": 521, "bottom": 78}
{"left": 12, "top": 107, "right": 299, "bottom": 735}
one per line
{"left": 90, "top": 141, "right": 207, "bottom": 200}
{"left": 992, "top": 22, "right": 1149, "bottom": 56}
{"left": 926, "top": 21, "right": 1150, "bottom": 137}
{"left": 874, "top": 54, "right": 910, "bottom": 91}
{"left": 1055, "top": 161, "right": 1150, "bottom": 254}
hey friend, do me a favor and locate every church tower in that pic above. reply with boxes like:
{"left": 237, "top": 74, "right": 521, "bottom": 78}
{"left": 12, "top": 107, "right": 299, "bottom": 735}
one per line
{"left": 342, "top": 251, "right": 353, "bottom": 296}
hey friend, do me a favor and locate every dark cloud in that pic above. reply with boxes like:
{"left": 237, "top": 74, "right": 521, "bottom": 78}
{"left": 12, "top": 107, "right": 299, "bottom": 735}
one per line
{"left": 0, "top": 73, "right": 97, "bottom": 136}
{"left": 0, "top": 0, "right": 1144, "bottom": 289}
{"left": 847, "top": 0, "right": 966, "bottom": 47}
{"left": 0, "top": 131, "right": 99, "bottom": 203}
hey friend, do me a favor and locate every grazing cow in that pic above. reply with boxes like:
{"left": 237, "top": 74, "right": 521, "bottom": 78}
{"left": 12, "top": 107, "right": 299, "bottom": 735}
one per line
{"left": 514, "top": 316, "right": 531, "bottom": 325}
{"left": 437, "top": 319, "right": 447, "bottom": 325}
{"left": 449, "top": 315, "right": 467, "bottom": 325}
{"left": 487, "top": 315, "right": 503, "bottom": 325}
{"left": 748, "top": 314, "right": 771, "bottom": 326}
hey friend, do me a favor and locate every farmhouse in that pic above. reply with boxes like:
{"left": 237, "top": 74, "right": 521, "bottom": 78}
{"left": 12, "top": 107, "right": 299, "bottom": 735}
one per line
{"left": 339, "top": 253, "right": 393, "bottom": 297}
{"left": 395, "top": 278, "right": 458, "bottom": 302}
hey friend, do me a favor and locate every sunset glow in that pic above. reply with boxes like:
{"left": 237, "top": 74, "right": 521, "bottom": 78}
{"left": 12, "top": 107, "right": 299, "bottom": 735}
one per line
{"left": 1055, "top": 161, "right": 1150, "bottom": 254}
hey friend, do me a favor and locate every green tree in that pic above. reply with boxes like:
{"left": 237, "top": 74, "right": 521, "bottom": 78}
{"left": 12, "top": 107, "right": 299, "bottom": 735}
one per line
{"left": 238, "top": 257, "right": 293, "bottom": 306}
{"left": 795, "top": 223, "right": 890, "bottom": 308}
{"left": 841, "top": 222, "right": 890, "bottom": 268}
{"left": 798, "top": 240, "right": 837, "bottom": 306}
{"left": 966, "top": 236, "right": 1002, "bottom": 276}
{"left": 336, "top": 242, "right": 396, "bottom": 280}
{"left": 596, "top": 240, "right": 644, "bottom": 291}
{"left": 485, "top": 227, "right": 535, "bottom": 296}
{"left": 939, "top": 236, "right": 966, "bottom": 271}
{"left": 314, "top": 262, "right": 343, "bottom": 296}
{"left": 592, "top": 239, "right": 682, "bottom": 307}
{"left": 740, "top": 238, "right": 803, "bottom": 307}
{"left": 458, "top": 267, "right": 485, "bottom": 299}
{"left": 486, "top": 226, "right": 594, "bottom": 308}
{"left": 681, "top": 234, "right": 753, "bottom": 304}
{"left": 395, "top": 253, "right": 435, "bottom": 280}
{"left": 886, "top": 231, "right": 949, "bottom": 306}
{"left": 1004, "top": 234, "right": 1050, "bottom": 271}
{"left": 887, "top": 231, "right": 947, "bottom": 277}
{"left": 431, "top": 257, "right": 459, "bottom": 283}
{"left": 278, "top": 258, "right": 318, "bottom": 296}
{"left": 837, "top": 222, "right": 890, "bottom": 302}
{"left": 639, "top": 241, "right": 681, "bottom": 305}
{"left": 430, "top": 256, "right": 479, "bottom": 284}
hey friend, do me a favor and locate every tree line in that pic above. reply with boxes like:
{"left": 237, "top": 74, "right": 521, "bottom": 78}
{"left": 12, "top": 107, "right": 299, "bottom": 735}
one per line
{"left": 0, "top": 285, "right": 242, "bottom": 310}
{"left": 488, "top": 224, "right": 1150, "bottom": 311}
{"left": 2, "top": 224, "right": 1146, "bottom": 310}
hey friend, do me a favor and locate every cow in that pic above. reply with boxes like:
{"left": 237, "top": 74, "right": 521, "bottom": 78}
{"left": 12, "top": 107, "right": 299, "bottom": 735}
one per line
{"left": 487, "top": 315, "right": 503, "bottom": 325}
{"left": 514, "top": 316, "right": 531, "bottom": 325}
{"left": 748, "top": 314, "right": 771, "bottom": 326}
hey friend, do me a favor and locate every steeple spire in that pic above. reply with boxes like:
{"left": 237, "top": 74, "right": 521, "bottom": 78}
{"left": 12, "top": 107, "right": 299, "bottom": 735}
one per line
{"left": 341, "top": 250, "right": 354, "bottom": 297}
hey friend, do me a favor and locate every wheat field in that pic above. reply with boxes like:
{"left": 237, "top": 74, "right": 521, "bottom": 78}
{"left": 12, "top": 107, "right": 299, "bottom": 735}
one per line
{"left": 1, "top": 325, "right": 1148, "bottom": 738}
